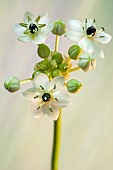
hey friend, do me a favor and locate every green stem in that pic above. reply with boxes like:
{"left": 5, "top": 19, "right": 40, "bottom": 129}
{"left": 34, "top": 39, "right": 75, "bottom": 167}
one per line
{"left": 51, "top": 109, "right": 62, "bottom": 170}
{"left": 69, "top": 66, "right": 80, "bottom": 73}
{"left": 55, "top": 35, "right": 59, "bottom": 52}
{"left": 20, "top": 78, "right": 33, "bottom": 85}
{"left": 51, "top": 35, "right": 61, "bottom": 170}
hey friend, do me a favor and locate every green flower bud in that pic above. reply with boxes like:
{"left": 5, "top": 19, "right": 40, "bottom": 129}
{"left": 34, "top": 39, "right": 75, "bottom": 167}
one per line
{"left": 4, "top": 76, "right": 20, "bottom": 93}
{"left": 34, "top": 60, "right": 48, "bottom": 71}
{"left": 67, "top": 79, "right": 82, "bottom": 94}
{"left": 58, "top": 63, "right": 68, "bottom": 73}
{"left": 45, "top": 70, "right": 52, "bottom": 79}
{"left": 52, "top": 52, "right": 63, "bottom": 64}
{"left": 37, "top": 44, "right": 50, "bottom": 58}
{"left": 52, "top": 20, "right": 66, "bottom": 36}
{"left": 68, "top": 45, "right": 82, "bottom": 60}
{"left": 32, "top": 70, "right": 43, "bottom": 79}
{"left": 78, "top": 54, "right": 96, "bottom": 72}
{"left": 52, "top": 69, "right": 61, "bottom": 77}
{"left": 48, "top": 59, "right": 57, "bottom": 70}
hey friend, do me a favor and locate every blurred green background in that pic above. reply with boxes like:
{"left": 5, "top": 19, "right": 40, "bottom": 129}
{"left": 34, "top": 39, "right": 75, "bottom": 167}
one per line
{"left": 0, "top": 0, "right": 113, "bottom": 169}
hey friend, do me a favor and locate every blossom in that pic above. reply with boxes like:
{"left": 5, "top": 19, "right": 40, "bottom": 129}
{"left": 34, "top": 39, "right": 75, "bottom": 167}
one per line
{"left": 66, "top": 18, "right": 112, "bottom": 58}
{"left": 23, "top": 73, "right": 71, "bottom": 120}
{"left": 13, "top": 11, "right": 53, "bottom": 44}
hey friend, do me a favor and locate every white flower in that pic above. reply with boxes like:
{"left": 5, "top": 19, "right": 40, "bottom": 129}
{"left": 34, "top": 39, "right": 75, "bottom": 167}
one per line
{"left": 23, "top": 73, "right": 71, "bottom": 120}
{"left": 66, "top": 18, "right": 112, "bottom": 58}
{"left": 13, "top": 11, "right": 53, "bottom": 44}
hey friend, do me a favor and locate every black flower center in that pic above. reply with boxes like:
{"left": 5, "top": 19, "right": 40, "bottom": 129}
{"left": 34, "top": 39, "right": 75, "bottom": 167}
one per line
{"left": 86, "top": 26, "right": 96, "bottom": 36}
{"left": 29, "top": 23, "right": 38, "bottom": 34}
{"left": 42, "top": 93, "right": 51, "bottom": 102}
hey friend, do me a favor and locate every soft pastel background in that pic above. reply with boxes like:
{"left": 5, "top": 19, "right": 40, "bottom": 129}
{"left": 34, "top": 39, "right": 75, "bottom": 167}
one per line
{"left": 0, "top": 0, "right": 113, "bottom": 170}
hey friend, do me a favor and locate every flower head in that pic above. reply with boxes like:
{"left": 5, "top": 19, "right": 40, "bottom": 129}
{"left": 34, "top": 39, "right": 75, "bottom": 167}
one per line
{"left": 66, "top": 18, "right": 112, "bottom": 58}
{"left": 23, "top": 73, "right": 71, "bottom": 120}
{"left": 13, "top": 11, "right": 53, "bottom": 44}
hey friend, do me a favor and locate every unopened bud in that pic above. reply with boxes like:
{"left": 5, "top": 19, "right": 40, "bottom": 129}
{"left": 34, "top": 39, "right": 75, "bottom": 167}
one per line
{"left": 58, "top": 63, "right": 68, "bottom": 73}
{"left": 78, "top": 54, "right": 96, "bottom": 72}
{"left": 52, "top": 52, "right": 63, "bottom": 64}
{"left": 52, "top": 20, "right": 66, "bottom": 36}
{"left": 37, "top": 44, "right": 50, "bottom": 58}
{"left": 52, "top": 69, "right": 61, "bottom": 77}
{"left": 68, "top": 45, "right": 82, "bottom": 60}
{"left": 32, "top": 70, "right": 43, "bottom": 79}
{"left": 67, "top": 79, "right": 82, "bottom": 94}
{"left": 4, "top": 76, "right": 20, "bottom": 93}
{"left": 34, "top": 60, "right": 48, "bottom": 71}
{"left": 48, "top": 59, "right": 57, "bottom": 70}
{"left": 45, "top": 70, "right": 52, "bottom": 79}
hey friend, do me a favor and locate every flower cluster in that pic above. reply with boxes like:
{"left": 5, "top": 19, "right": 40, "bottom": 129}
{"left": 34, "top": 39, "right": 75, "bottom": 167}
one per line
{"left": 4, "top": 11, "right": 112, "bottom": 120}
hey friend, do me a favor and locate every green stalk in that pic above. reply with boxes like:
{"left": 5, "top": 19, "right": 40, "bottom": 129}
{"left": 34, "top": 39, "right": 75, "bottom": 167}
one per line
{"left": 20, "top": 78, "right": 33, "bottom": 84}
{"left": 55, "top": 35, "right": 59, "bottom": 52}
{"left": 51, "top": 35, "right": 61, "bottom": 170}
{"left": 51, "top": 108, "right": 62, "bottom": 170}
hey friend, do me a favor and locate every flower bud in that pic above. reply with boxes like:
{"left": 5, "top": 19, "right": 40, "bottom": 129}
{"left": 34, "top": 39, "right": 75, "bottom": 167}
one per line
{"left": 67, "top": 79, "right": 82, "bottom": 94}
{"left": 4, "top": 76, "right": 20, "bottom": 93}
{"left": 52, "top": 52, "right": 63, "bottom": 64}
{"left": 52, "top": 20, "right": 66, "bottom": 36}
{"left": 32, "top": 70, "right": 43, "bottom": 79}
{"left": 34, "top": 60, "right": 48, "bottom": 71}
{"left": 45, "top": 70, "right": 52, "bottom": 79}
{"left": 52, "top": 69, "right": 61, "bottom": 77}
{"left": 78, "top": 54, "right": 96, "bottom": 72}
{"left": 68, "top": 45, "right": 82, "bottom": 60}
{"left": 48, "top": 59, "right": 57, "bottom": 70}
{"left": 37, "top": 44, "right": 50, "bottom": 58}
{"left": 58, "top": 63, "right": 68, "bottom": 73}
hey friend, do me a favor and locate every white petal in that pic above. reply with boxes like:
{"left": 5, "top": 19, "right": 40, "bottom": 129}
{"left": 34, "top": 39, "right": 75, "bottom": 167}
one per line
{"left": 18, "top": 36, "right": 31, "bottom": 43}
{"left": 23, "top": 88, "right": 40, "bottom": 101}
{"left": 43, "top": 76, "right": 65, "bottom": 91}
{"left": 78, "top": 36, "right": 96, "bottom": 53}
{"left": 94, "top": 30, "right": 112, "bottom": 44}
{"left": 41, "top": 23, "right": 54, "bottom": 35}
{"left": 38, "top": 13, "right": 50, "bottom": 25}
{"left": 68, "top": 19, "right": 83, "bottom": 33}
{"left": 30, "top": 101, "right": 45, "bottom": 118}
{"left": 66, "top": 30, "right": 84, "bottom": 43}
{"left": 33, "top": 73, "right": 49, "bottom": 89}
{"left": 32, "top": 33, "right": 47, "bottom": 44}
{"left": 53, "top": 90, "right": 71, "bottom": 108}
{"left": 13, "top": 24, "right": 26, "bottom": 36}
{"left": 50, "top": 76, "right": 65, "bottom": 89}
{"left": 83, "top": 18, "right": 94, "bottom": 28}
{"left": 42, "top": 102, "right": 59, "bottom": 120}
{"left": 23, "top": 11, "right": 35, "bottom": 23}
{"left": 94, "top": 45, "right": 104, "bottom": 59}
